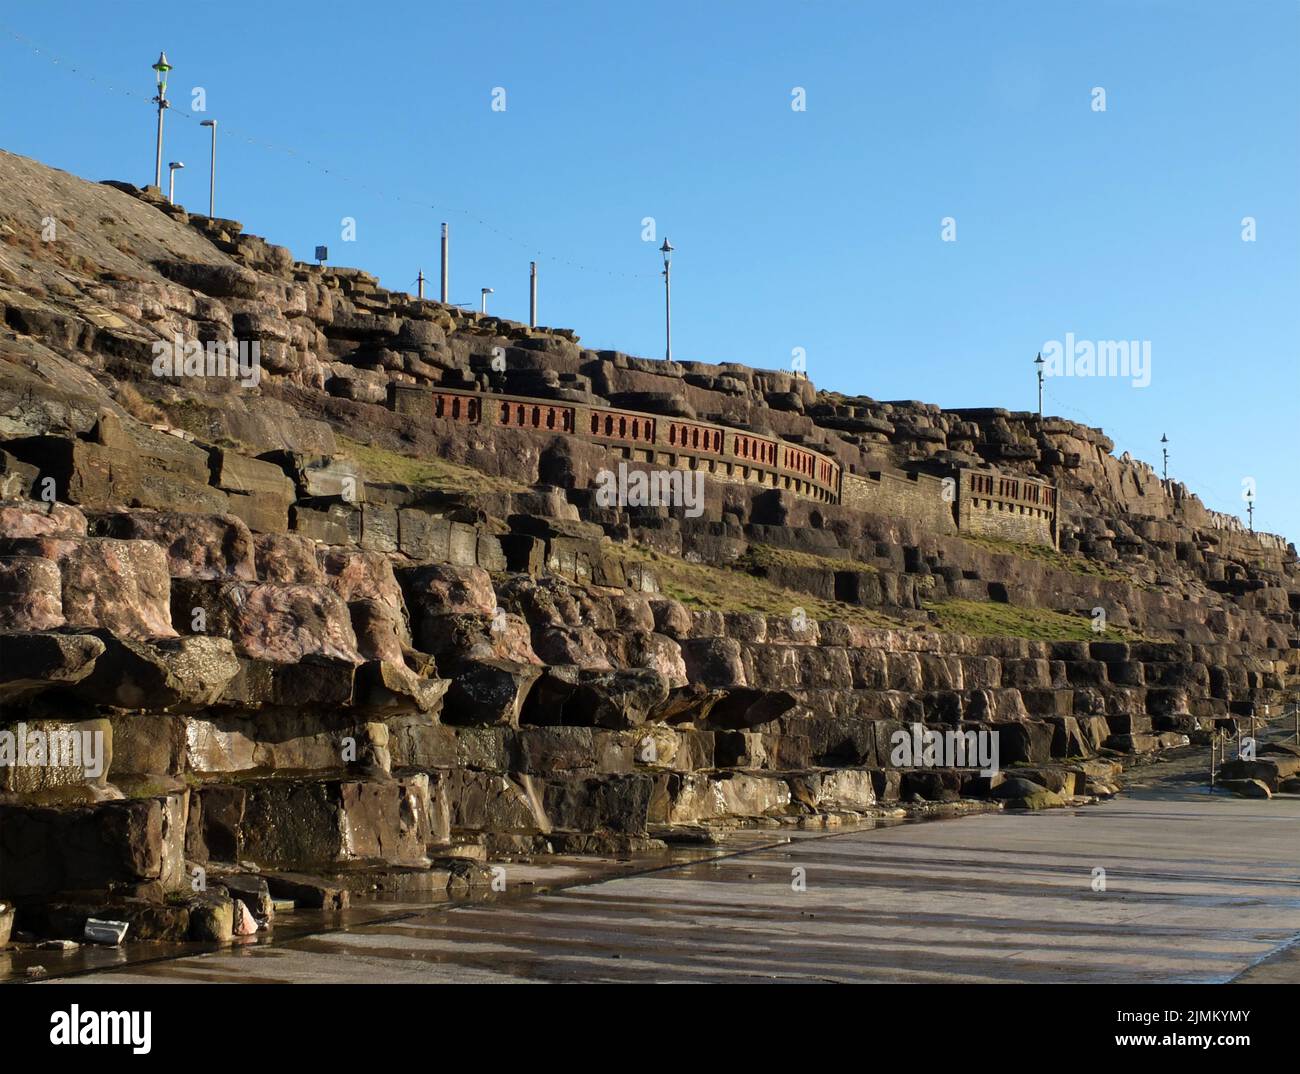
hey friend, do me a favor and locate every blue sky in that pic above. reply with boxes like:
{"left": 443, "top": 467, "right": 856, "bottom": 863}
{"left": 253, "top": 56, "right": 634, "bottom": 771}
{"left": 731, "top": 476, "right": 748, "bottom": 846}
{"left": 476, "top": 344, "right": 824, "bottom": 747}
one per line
{"left": 2, "top": 0, "right": 1297, "bottom": 541}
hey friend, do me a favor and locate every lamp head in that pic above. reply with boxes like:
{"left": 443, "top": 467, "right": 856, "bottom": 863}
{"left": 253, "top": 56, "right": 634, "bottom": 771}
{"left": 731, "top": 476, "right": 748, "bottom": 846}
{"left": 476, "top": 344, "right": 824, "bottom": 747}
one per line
{"left": 152, "top": 51, "right": 172, "bottom": 90}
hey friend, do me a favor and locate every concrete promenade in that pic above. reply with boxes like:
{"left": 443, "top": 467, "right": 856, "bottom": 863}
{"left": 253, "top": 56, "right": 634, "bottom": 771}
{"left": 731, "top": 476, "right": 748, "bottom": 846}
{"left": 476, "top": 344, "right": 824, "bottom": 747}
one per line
{"left": 48, "top": 780, "right": 1300, "bottom": 985}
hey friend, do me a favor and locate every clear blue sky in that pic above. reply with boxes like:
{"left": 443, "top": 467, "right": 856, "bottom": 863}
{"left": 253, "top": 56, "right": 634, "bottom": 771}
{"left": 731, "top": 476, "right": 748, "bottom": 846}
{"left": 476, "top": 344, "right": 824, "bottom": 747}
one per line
{"left": 2, "top": 0, "right": 1296, "bottom": 541}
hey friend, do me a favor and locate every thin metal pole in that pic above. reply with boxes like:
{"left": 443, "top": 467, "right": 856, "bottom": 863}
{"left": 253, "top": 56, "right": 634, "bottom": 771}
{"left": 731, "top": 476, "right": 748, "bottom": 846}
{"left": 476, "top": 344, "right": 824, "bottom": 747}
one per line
{"left": 207, "top": 122, "right": 216, "bottom": 217}
{"left": 417, "top": 271, "right": 424, "bottom": 299}
{"left": 154, "top": 101, "right": 166, "bottom": 189}
{"left": 168, "top": 168, "right": 176, "bottom": 204}
{"left": 664, "top": 258, "right": 672, "bottom": 361}
{"left": 529, "top": 261, "right": 537, "bottom": 328}
{"left": 440, "top": 223, "right": 449, "bottom": 303}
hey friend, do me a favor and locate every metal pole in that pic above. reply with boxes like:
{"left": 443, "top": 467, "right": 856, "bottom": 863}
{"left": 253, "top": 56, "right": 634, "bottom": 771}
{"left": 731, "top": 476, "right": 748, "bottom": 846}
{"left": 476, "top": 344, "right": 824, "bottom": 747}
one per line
{"left": 440, "top": 223, "right": 449, "bottom": 303}
{"left": 664, "top": 258, "right": 672, "bottom": 361}
{"left": 154, "top": 102, "right": 166, "bottom": 189}
{"left": 207, "top": 121, "right": 216, "bottom": 217}
{"left": 417, "top": 271, "right": 424, "bottom": 299}
{"left": 529, "top": 261, "right": 537, "bottom": 328}
{"left": 168, "top": 168, "right": 176, "bottom": 204}
{"left": 1037, "top": 368, "right": 1043, "bottom": 420}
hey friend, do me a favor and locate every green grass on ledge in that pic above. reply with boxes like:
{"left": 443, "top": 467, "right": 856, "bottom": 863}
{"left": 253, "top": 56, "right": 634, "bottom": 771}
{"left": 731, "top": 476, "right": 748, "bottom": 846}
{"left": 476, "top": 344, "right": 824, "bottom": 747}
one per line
{"left": 338, "top": 436, "right": 526, "bottom": 495}
{"left": 609, "top": 544, "right": 900, "bottom": 628}
{"left": 958, "top": 532, "right": 1129, "bottom": 581}
{"left": 923, "top": 598, "right": 1147, "bottom": 641}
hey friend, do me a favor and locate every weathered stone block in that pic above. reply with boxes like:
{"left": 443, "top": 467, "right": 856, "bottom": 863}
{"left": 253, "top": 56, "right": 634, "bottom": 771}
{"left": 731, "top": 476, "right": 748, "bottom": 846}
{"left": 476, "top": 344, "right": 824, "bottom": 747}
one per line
{"left": 543, "top": 773, "right": 654, "bottom": 834}
{"left": 211, "top": 450, "right": 296, "bottom": 499}
{"left": 14, "top": 537, "right": 175, "bottom": 637}
{"left": 359, "top": 504, "right": 400, "bottom": 553}
{"left": 0, "top": 499, "right": 87, "bottom": 538}
{"left": 397, "top": 510, "right": 451, "bottom": 562}
{"left": 680, "top": 637, "right": 747, "bottom": 687}
{"left": 194, "top": 777, "right": 431, "bottom": 869}
{"left": 0, "top": 793, "right": 187, "bottom": 899}
{"left": 442, "top": 658, "right": 542, "bottom": 727}
{"left": 444, "top": 770, "right": 549, "bottom": 834}
{"left": 224, "top": 492, "right": 290, "bottom": 535}
{"left": 292, "top": 503, "right": 354, "bottom": 544}
{"left": 0, "top": 555, "right": 64, "bottom": 629}
{"left": 0, "top": 631, "right": 104, "bottom": 703}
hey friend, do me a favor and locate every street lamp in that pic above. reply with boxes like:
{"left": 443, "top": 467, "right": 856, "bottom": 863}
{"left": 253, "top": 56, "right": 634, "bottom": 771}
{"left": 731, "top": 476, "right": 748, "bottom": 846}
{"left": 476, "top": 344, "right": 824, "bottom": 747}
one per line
{"left": 1160, "top": 433, "right": 1169, "bottom": 481}
{"left": 440, "top": 223, "right": 449, "bottom": 303}
{"left": 660, "top": 237, "right": 674, "bottom": 361}
{"left": 167, "top": 161, "right": 185, "bottom": 205}
{"left": 151, "top": 51, "right": 172, "bottom": 189}
{"left": 199, "top": 119, "right": 217, "bottom": 217}
{"left": 1245, "top": 486, "right": 1255, "bottom": 532}
{"left": 480, "top": 287, "right": 494, "bottom": 314}
{"left": 1034, "top": 352, "right": 1045, "bottom": 420}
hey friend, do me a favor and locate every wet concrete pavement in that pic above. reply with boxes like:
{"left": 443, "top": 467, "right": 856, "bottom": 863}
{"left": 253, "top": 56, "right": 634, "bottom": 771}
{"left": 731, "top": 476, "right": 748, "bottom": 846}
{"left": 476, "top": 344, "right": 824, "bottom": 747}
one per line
{"left": 42, "top": 779, "right": 1300, "bottom": 984}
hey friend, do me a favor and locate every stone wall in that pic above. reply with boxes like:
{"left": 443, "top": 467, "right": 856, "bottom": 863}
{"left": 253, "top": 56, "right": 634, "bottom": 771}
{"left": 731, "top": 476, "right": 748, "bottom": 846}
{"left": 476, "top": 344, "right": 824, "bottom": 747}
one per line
{"left": 841, "top": 469, "right": 959, "bottom": 535}
{"left": 397, "top": 385, "right": 1065, "bottom": 547}
{"left": 393, "top": 384, "right": 843, "bottom": 504}
{"left": 956, "top": 468, "right": 1057, "bottom": 547}
{"left": 0, "top": 149, "right": 1296, "bottom": 941}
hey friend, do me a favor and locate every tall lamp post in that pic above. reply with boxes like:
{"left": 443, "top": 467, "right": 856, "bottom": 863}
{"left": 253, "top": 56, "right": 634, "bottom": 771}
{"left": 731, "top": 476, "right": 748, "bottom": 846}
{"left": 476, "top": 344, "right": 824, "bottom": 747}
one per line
{"left": 1246, "top": 488, "right": 1255, "bottom": 532}
{"left": 480, "top": 287, "right": 494, "bottom": 315}
{"left": 151, "top": 51, "right": 172, "bottom": 189}
{"left": 660, "top": 238, "right": 674, "bottom": 361}
{"left": 167, "top": 161, "right": 185, "bottom": 205}
{"left": 1160, "top": 433, "right": 1169, "bottom": 481}
{"left": 440, "top": 223, "right": 449, "bottom": 303}
{"left": 1034, "top": 352, "right": 1045, "bottom": 420}
{"left": 199, "top": 119, "right": 217, "bottom": 217}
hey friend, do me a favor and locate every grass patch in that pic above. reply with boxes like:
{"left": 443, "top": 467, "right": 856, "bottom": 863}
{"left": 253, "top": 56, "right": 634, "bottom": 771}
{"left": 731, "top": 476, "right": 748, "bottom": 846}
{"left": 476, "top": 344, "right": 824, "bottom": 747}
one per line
{"left": 923, "top": 598, "right": 1146, "bottom": 641}
{"left": 958, "top": 533, "right": 1129, "bottom": 581}
{"left": 738, "top": 542, "right": 878, "bottom": 575}
{"left": 612, "top": 541, "right": 1148, "bottom": 642}
{"left": 338, "top": 436, "right": 526, "bottom": 495}
{"left": 610, "top": 544, "right": 901, "bottom": 628}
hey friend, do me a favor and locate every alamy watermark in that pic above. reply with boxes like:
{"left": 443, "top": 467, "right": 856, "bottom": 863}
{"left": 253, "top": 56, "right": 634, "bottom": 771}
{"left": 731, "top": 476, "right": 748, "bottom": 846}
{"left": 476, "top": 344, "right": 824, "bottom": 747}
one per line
{"left": 595, "top": 461, "right": 704, "bottom": 518}
{"left": 151, "top": 334, "right": 261, "bottom": 388}
{"left": 1041, "top": 332, "right": 1150, "bottom": 388}
{"left": 49, "top": 1005, "right": 151, "bottom": 1054}
{"left": 889, "top": 722, "right": 999, "bottom": 777}
{"left": 0, "top": 723, "right": 105, "bottom": 778}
